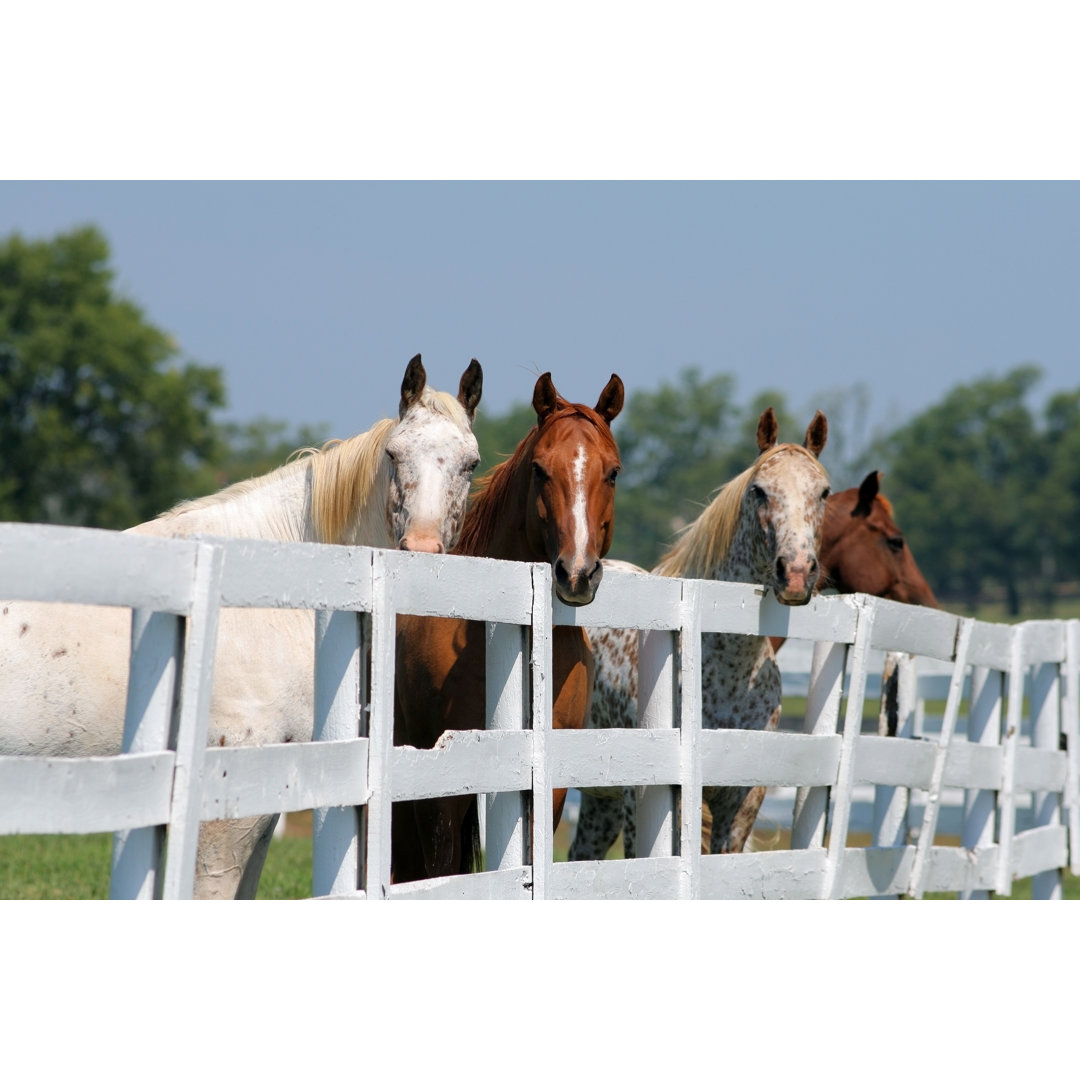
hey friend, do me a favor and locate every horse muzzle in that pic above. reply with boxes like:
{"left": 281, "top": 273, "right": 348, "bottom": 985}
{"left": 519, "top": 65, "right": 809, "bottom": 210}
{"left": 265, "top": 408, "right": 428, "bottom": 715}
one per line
{"left": 774, "top": 555, "right": 819, "bottom": 606}
{"left": 554, "top": 555, "right": 603, "bottom": 606}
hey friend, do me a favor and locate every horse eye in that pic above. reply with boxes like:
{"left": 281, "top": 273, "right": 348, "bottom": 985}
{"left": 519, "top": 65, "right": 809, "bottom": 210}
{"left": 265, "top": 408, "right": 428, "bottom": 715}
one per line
{"left": 466, "top": 458, "right": 480, "bottom": 474}
{"left": 821, "top": 487, "right": 831, "bottom": 500}
{"left": 385, "top": 449, "right": 398, "bottom": 465}
{"left": 750, "top": 484, "right": 766, "bottom": 502}
{"left": 608, "top": 467, "right": 620, "bottom": 486}
{"left": 887, "top": 535, "right": 905, "bottom": 553}
{"left": 532, "top": 462, "right": 549, "bottom": 483}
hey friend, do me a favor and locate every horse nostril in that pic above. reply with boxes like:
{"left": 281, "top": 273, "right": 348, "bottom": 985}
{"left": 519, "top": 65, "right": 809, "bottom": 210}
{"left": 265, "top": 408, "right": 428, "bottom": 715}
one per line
{"left": 775, "top": 556, "right": 787, "bottom": 581}
{"left": 555, "top": 559, "right": 571, "bottom": 588}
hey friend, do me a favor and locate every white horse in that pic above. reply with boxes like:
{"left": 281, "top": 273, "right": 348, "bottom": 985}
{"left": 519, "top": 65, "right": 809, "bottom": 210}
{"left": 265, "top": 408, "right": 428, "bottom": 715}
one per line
{"left": 0, "top": 354, "right": 482, "bottom": 898}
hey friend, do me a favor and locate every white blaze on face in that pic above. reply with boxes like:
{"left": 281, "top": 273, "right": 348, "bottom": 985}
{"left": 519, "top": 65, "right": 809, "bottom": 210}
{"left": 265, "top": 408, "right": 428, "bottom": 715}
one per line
{"left": 571, "top": 442, "right": 589, "bottom": 570}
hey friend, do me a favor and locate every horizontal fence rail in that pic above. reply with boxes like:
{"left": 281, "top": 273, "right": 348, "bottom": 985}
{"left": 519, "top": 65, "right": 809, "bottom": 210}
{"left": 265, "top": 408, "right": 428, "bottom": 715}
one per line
{"left": 1, "top": 522, "right": 1077, "bottom": 899}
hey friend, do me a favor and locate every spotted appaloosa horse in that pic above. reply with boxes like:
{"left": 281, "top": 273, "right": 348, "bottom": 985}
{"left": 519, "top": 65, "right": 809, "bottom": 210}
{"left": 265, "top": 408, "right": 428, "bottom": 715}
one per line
{"left": 0, "top": 354, "right": 483, "bottom": 898}
{"left": 568, "top": 407, "right": 830, "bottom": 862}
{"left": 393, "top": 372, "right": 624, "bottom": 883}
{"left": 571, "top": 462, "right": 941, "bottom": 861}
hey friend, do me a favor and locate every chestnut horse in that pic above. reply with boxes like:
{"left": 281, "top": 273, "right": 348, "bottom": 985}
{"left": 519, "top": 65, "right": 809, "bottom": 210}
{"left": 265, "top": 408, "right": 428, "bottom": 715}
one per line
{"left": 568, "top": 408, "right": 830, "bottom": 862}
{"left": 393, "top": 372, "right": 624, "bottom": 882}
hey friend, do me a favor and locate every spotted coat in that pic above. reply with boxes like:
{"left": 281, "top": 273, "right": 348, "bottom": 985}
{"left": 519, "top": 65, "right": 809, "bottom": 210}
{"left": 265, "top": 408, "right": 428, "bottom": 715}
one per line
{"left": 568, "top": 410, "right": 829, "bottom": 861}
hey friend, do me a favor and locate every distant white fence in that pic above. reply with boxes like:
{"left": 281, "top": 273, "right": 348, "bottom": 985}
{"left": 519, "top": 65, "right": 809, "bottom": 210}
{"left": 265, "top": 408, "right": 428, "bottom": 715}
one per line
{"left": 1, "top": 522, "right": 1077, "bottom": 899}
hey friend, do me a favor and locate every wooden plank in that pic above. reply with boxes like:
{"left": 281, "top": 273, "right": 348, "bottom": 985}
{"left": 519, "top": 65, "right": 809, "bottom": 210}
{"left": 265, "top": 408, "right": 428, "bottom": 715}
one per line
{"left": 214, "top": 537, "right": 374, "bottom": 611}
{"left": 553, "top": 569, "right": 682, "bottom": 631}
{"left": 390, "top": 731, "right": 532, "bottom": 801}
{"left": 824, "top": 596, "right": 876, "bottom": 898}
{"left": 111, "top": 609, "right": 183, "bottom": 899}
{"left": 637, "top": 628, "right": 678, "bottom": 857}
{"left": 202, "top": 740, "right": 369, "bottom": 819}
{"left": 834, "top": 845, "right": 916, "bottom": 899}
{"left": 1065, "top": 621, "right": 1080, "bottom": 875}
{"left": 548, "top": 856, "right": 681, "bottom": 900}
{"left": 549, "top": 728, "right": 680, "bottom": 790}
{"left": 792, "top": 639, "right": 846, "bottom": 850}
{"left": 1014, "top": 746, "right": 1068, "bottom": 793}
{"left": 389, "top": 866, "right": 534, "bottom": 900}
{"left": 943, "top": 741, "right": 1003, "bottom": 792}
{"left": 380, "top": 549, "right": 534, "bottom": 623}
{"left": 853, "top": 735, "right": 935, "bottom": 788}
{"left": 484, "top": 620, "right": 528, "bottom": 873}
{"left": 160, "top": 542, "right": 225, "bottom": 900}
{"left": 0, "top": 753, "right": 174, "bottom": 834}
{"left": 529, "top": 562, "right": 554, "bottom": 899}
{"left": 920, "top": 843, "right": 999, "bottom": 895}
{"left": 699, "top": 729, "right": 841, "bottom": 788}
{"left": 678, "top": 580, "right": 703, "bottom": 897}
{"left": 1022, "top": 621, "right": 1067, "bottom": 667}
{"left": 312, "top": 608, "right": 365, "bottom": 897}
{"left": 0, "top": 523, "right": 202, "bottom": 613}
{"left": 909, "top": 617, "right": 974, "bottom": 897}
{"left": 870, "top": 600, "right": 959, "bottom": 662}
{"left": 968, "top": 620, "right": 1016, "bottom": 671}
{"left": 698, "top": 849, "right": 828, "bottom": 900}
{"left": 1010, "top": 824, "right": 1068, "bottom": 883}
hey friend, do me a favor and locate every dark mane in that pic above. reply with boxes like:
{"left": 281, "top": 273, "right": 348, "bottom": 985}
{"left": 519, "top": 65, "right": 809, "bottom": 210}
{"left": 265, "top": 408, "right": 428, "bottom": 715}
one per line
{"left": 455, "top": 401, "right": 614, "bottom": 557}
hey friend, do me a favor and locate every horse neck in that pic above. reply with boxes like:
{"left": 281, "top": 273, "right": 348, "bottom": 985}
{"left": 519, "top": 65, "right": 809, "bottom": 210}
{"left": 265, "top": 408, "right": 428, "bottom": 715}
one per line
{"left": 457, "top": 465, "right": 537, "bottom": 561}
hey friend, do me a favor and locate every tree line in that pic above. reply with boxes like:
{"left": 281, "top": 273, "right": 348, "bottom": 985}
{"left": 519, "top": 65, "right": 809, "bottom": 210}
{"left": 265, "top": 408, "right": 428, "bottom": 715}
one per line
{"left": 3, "top": 227, "right": 1076, "bottom": 618}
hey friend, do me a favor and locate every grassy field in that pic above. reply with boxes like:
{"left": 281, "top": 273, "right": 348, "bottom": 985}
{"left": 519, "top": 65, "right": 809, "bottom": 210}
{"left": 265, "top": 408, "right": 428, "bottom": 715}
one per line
{"left": 3, "top": 812, "right": 1076, "bottom": 899}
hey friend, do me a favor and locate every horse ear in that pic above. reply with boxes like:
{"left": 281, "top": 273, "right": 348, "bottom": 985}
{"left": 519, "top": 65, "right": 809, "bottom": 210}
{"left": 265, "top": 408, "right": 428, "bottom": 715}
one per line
{"left": 594, "top": 374, "right": 624, "bottom": 425}
{"left": 532, "top": 372, "right": 561, "bottom": 424}
{"left": 400, "top": 354, "right": 426, "bottom": 416}
{"left": 803, "top": 410, "right": 828, "bottom": 457}
{"left": 457, "top": 359, "right": 483, "bottom": 424}
{"left": 756, "top": 408, "right": 779, "bottom": 453}
{"left": 853, "top": 470, "right": 879, "bottom": 518}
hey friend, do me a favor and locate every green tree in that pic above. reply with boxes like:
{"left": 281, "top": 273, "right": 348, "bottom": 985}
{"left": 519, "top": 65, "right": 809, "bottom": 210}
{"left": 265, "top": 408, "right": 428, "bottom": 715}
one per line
{"left": 0, "top": 226, "right": 226, "bottom": 528}
{"left": 877, "top": 366, "right": 1048, "bottom": 615}
{"left": 192, "top": 416, "right": 332, "bottom": 495}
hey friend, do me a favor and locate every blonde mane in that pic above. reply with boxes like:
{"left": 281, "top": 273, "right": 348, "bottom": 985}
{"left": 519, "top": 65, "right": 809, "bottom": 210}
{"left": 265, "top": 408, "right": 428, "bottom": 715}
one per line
{"left": 158, "top": 387, "right": 472, "bottom": 544}
{"left": 653, "top": 443, "right": 825, "bottom": 579}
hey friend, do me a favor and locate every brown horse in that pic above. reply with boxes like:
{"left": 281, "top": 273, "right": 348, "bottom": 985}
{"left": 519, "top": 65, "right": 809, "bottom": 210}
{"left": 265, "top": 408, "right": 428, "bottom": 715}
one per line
{"left": 766, "top": 469, "right": 937, "bottom": 651}
{"left": 393, "top": 371, "right": 624, "bottom": 882}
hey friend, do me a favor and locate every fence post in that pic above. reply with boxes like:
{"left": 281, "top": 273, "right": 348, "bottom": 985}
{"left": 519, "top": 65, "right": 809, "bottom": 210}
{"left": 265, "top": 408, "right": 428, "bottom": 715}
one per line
{"left": 823, "top": 595, "right": 876, "bottom": 899}
{"left": 636, "top": 627, "right": 677, "bottom": 858}
{"left": 485, "top": 620, "right": 527, "bottom": 871}
{"left": 961, "top": 665, "right": 1003, "bottom": 899}
{"left": 677, "top": 579, "right": 703, "bottom": 899}
{"left": 1065, "top": 620, "right": 1080, "bottom": 876}
{"left": 312, "top": 608, "right": 365, "bottom": 897}
{"left": 110, "top": 609, "right": 184, "bottom": 899}
{"left": 529, "top": 563, "right": 553, "bottom": 899}
{"left": 1030, "top": 656, "right": 1063, "bottom": 900}
{"left": 791, "top": 637, "right": 847, "bottom": 850}
{"left": 159, "top": 542, "right": 225, "bottom": 900}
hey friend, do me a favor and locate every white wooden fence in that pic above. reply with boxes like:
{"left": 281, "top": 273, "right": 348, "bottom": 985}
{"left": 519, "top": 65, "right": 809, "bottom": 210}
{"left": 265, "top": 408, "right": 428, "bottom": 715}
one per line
{"left": 1, "top": 522, "right": 1077, "bottom": 899}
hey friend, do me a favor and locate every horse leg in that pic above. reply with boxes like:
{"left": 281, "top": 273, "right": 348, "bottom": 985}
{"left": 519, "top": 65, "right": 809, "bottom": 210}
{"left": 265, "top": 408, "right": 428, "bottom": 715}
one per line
{"left": 194, "top": 814, "right": 277, "bottom": 899}
{"left": 568, "top": 789, "right": 625, "bottom": 860}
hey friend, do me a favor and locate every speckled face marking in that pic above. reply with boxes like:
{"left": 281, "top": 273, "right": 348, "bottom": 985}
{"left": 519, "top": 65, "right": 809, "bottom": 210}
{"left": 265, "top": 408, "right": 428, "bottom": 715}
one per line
{"left": 386, "top": 356, "right": 482, "bottom": 555}
{"left": 568, "top": 410, "right": 830, "bottom": 862}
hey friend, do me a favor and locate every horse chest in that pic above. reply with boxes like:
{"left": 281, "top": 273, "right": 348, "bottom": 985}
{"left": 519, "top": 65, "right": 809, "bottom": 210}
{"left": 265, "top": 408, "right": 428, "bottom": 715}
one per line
{"left": 699, "top": 632, "right": 780, "bottom": 731}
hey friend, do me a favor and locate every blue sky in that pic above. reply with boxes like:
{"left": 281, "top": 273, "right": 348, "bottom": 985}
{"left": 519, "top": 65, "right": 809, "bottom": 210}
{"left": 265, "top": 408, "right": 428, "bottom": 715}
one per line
{"left": 3, "top": 181, "right": 1077, "bottom": 456}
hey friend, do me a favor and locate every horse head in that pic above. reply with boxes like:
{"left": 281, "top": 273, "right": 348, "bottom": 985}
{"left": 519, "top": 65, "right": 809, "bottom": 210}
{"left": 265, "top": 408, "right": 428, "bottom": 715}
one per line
{"left": 750, "top": 407, "right": 830, "bottom": 605}
{"left": 526, "top": 372, "right": 624, "bottom": 605}
{"left": 820, "top": 471, "right": 938, "bottom": 607}
{"left": 385, "top": 354, "right": 483, "bottom": 554}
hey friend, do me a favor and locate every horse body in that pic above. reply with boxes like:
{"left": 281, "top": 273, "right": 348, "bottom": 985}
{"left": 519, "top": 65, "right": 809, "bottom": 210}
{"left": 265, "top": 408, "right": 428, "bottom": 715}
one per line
{"left": 568, "top": 408, "right": 830, "bottom": 862}
{"left": 0, "top": 355, "right": 483, "bottom": 898}
{"left": 392, "top": 372, "right": 624, "bottom": 883}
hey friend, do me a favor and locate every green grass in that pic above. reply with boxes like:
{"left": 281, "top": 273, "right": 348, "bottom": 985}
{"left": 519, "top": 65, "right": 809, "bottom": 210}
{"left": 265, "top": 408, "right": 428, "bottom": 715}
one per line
{"left": 3, "top": 822, "right": 1075, "bottom": 899}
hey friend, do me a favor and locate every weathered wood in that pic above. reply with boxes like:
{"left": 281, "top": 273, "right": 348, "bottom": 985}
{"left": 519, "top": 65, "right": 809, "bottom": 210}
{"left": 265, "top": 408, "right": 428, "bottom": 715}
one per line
{"left": 0, "top": 753, "right": 174, "bottom": 834}
{"left": 312, "top": 608, "right": 365, "bottom": 897}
